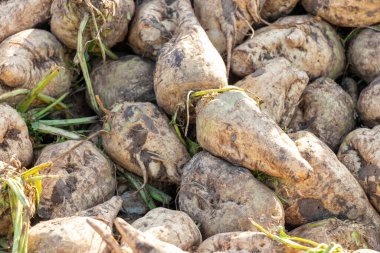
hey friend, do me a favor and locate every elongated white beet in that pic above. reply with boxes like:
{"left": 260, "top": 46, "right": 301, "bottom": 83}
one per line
{"left": 196, "top": 90, "right": 313, "bottom": 182}
{"left": 128, "top": 0, "right": 179, "bottom": 59}
{"left": 271, "top": 131, "right": 380, "bottom": 231}
{"left": 51, "top": 0, "right": 135, "bottom": 49}
{"left": 178, "top": 151, "right": 284, "bottom": 238}
{"left": 102, "top": 101, "right": 190, "bottom": 184}
{"left": 36, "top": 140, "right": 116, "bottom": 219}
{"left": 154, "top": 0, "right": 228, "bottom": 116}
{"left": 0, "top": 29, "right": 72, "bottom": 104}
{"left": 232, "top": 15, "right": 345, "bottom": 80}
{"left": 132, "top": 207, "right": 202, "bottom": 251}
{"left": 358, "top": 76, "right": 380, "bottom": 127}
{"left": 235, "top": 58, "right": 309, "bottom": 128}
{"left": 0, "top": 0, "right": 52, "bottom": 43}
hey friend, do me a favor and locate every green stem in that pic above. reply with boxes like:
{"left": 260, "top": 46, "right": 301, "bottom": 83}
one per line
{"left": 191, "top": 87, "right": 246, "bottom": 98}
{"left": 77, "top": 13, "right": 100, "bottom": 114}
{"left": 31, "top": 123, "right": 81, "bottom": 140}
{"left": 36, "top": 94, "right": 68, "bottom": 110}
{"left": 17, "top": 68, "right": 60, "bottom": 113}
{"left": 36, "top": 116, "right": 98, "bottom": 127}
{"left": 0, "top": 89, "right": 29, "bottom": 101}
{"left": 34, "top": 92, "right": 69, "bottom": 119}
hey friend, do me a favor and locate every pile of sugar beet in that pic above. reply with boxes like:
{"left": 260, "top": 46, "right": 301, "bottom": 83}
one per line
{"left": 1, "top": 0, "right": 380, "bottom": 252}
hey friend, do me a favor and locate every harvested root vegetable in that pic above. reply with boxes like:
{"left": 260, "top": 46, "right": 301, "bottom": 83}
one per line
{"left": 341, "top": 77, "right": 359, "bottom": 105}
{"left": 301, "top": 0, "right": 380, "bottom": 27}
{"left": 289, "top": 77, "right": 356, "bottom": 151}
{"left": 77, "top": 196, "right": 123, "bottom": 222}
{"left": 196, "top": 231, "right": 283, "bottom": 253}
{"left": 193, "top": 0, "right": 265, "bottom": 62}
{"left": 0, "top": 29, "right": 72, "bottom": 104}
{"left": 35, "top": 140, "right": 116, "bottom": 219}
{"left": 128, "top": 0, "right": 179, "bottom": 59}
{"left": 91, "top": 217, "right": 186, "bottom": 253}
{"left": 357, "top": 77, "right": 380, "bottom": 127}
{"left": 102, "top": 101, "right": 190, "bottom": 184}
{"left": 0, "top": 0, "right": 52, "bottom": 43}
{"left": 196, "top": 90, "right": 313, "bottom": 182}
{"left": 231, "top": 15, "right": 345, "bottom": 80}
{"left": 28, "top": 197, "right": 122, "bottom": 253}
{"left": 0, "top": 103, "right": 33, "bottom": 166}
{"left": 235, "top": 58, "right": 308, "bottom": 128}
{"left": 261, "top": 0, "right": 299, "bottom": 21}
{"left": 338, "top": 126, "right": 380, "bottom": 213}
{"left": 288, "top": 218, "right": 380, "bottom": 251}
{"left": 90, "top": 55, "right": 155, "bottom": 110}
{"left": 132, "top": 207, "right": 202, "bottom": 251}
{"left": 154, "top": 0, "right": 228, "bottom": 116}
{"left": 270, "top": 131, "right": 380, "bottom": 229}
{"left": 178, "top": 151, "right": 284, "bottom": 238}
{"left": 348, "top": 28, "right": 380, "bottom": 83}
{"left": 50, "top": 0, "right": 135, "bottom": 49}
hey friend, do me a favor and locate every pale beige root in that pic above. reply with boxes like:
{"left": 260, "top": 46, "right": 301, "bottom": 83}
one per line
{"left": 127, "top": 0, "right": 179, "bottom": 60}
{"left": 90, "top": 55, "right": 155, "bottom": 111}
{"left": 341, "top": 77, "right": 359, "bottom": 105}
{"left": 288, "top": 77, "right": 355, "bottom": 151}
{"left": 50, "top": 0, "right": 135, "bottom": 49}
{"left": 154, "top": 0, "right": 228, "bottom": 116}
{"left": 196, "top": 231, "right": 285, "bottom": 253}
{"left": 0, "top": 103, "right": 33, "bottom": 166}
{"left": 102, "top": 101, "right": 190, "bottom": 184}
{"left": 338, "top": 126, "right": 380, "bottom": 213}
{"left": 301, "top": 0, "right": 380, "bottom": 27}
{"left": 28, "top": 216, "right": 111, "bottom": 253}
{"left": 288, "top": 218, "right": 380, "bottom": 251}
{"left": 348, "top": 28, "right": 380, "bottom": 83}
{"left": 0, "top": 0, "right": 52, "bottom": 43}
{"left": 132, "top": 207, "right": 202, "bottom": 251}
{"left": 77, "top": 196, "right": 123, "bottom": 223}
{"left": 231, "top": 15, "right": 345, "bottom": 80}
{"left": 196, "top": 91, "right": 313, "bottom": 182}
{"left": 178, "top": 151, "right": 285, "bottom": 238}
{"left": 358, "top": 77, "right": 380, "bottom": 127}
{"left": 116, "top": 217, "right": 187, "bottom": 253}
{"left": 270, "top": 131, "right": 380, "bottom": 231}
{"left": 261, "top": 0, "right": 299, "bottom": 21}
{"left": 235, "top": 58, "right": 308, "bottom": 128}
{"left": 0, "top": 29, "right": 72, "bottom": 104}
{"left": 35, "top": 140, "right": 116, "bottom": 219}
{"left": 193, "top": 0, "right": 265, "bottom": 58}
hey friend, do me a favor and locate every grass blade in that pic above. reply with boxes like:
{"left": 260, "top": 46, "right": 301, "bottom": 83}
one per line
{"left": 17, "top": 68, "right": 60, "bottom": 113}
{"left": 34, "top": 92, "right": 69, "bottom": 119}
{"left": 36, "top": 116, "right": 98, "bottom": 127}
{"left": 31, "top": 122, "right": 81, "bottom": 140}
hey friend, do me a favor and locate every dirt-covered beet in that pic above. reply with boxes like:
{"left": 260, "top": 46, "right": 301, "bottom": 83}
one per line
{"left": 28, "top": 197, "right": 122, "bottom": 253}
{"left": 196, "top": 231, "right": 284, "bottom": 253}
{"left": 341, "top": 77, "right": 359, "bottom": 105}
{"left": 231, "top": 15, "right": 345, "bottom": 80}
{"left": 357, "top": 77, "right": 380, "bottom": 127}
{"left": 270, "top": 131, "right": 380, "bottom": 230}
{"left": 194, "top": 0, "right": 265, "bottom": 57}
{"left": 50, "top": 0, "right": 135, "bottom": 49}
{"left": 338, "top": 126, "right": 380, "bottom": 213}
{"left": 288, "top": 218, "right": 380, "bottom": 251}
{"left": 102, "top": 101, "right": 190, "bottom": 184}
{"left": 0, "top": 103, "right": 33, "bottom": 166}
{"left": 196, "top": 90, "right": 313, "bottom": 182}
{"left": 301, "top": 0, "right": 380, "bottom": 27}
{"left": 0, "top": 0, "right": 52, "bottom": 43}
{"left": 154, "top": 0, "right": 228, "bottom": 116}
{"left": 178, "top": 151, "right": 284, "bottom": 238}
{"left": 348, "top": 28, "right": 380, "bottom": 83}
{"left": 132, "top": 207, "right": 202, "bottom": 251}
{"left": 235, "top": 58, "right": 309, "bottom": 128}
{"left": 128, "top": 0, "right": 179, "bottom": 60}
{"left": 289, "top": 77, "right": 356, "bottom": 151}
{"left": 35, "top": 140, "right": 116, "bottom": 219}
{"left": 261, "top": 0, "right": 299, "bottom": 21}
{"left": 0, "top": 29, "right": 72, "bottom": 104}
{"left": 90, "top": 55, "right": 155, "bottom": 110}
